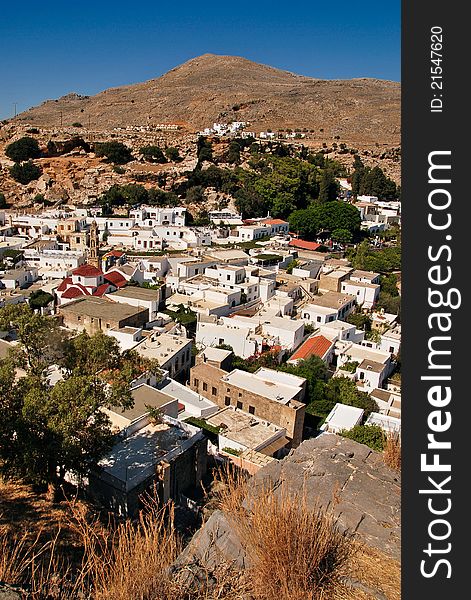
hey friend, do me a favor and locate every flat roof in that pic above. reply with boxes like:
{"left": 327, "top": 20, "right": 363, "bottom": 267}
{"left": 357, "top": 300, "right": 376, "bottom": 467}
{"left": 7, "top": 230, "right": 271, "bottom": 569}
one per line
{"left": 254, "top": 367, "right": 306, "bottom": 388}
{"left": 351, "top": 270, "right": 380, "bottom": 279}
{"left": 98, "top": 423, "right": 189, "bottom": 487}
{"left": 325, "top": 403, "right": 364, "bottom": 428}
{"left": 222, "top": 369, "right": 302, "bottom": 404}
{"left": 205, "top": 249, "right": 249, "bottom": 261}
{"left": 135, "top": 333, "right": 191, "bottom": 363}
{"left": 342, "top": 280, "right": 379, "bottom": 290}
{"left": 303, "top": 304, "right": 337, "bottom": 315}
{"left": 60, "top": 297, "right": 147, "bottom": 321}
{"left": 159, "top": 378, "right": 218, "bottom": 413}
{"left": 358, "top": 359, "right": 386, "bottom": 373}
{"left": 200, "top": 347, "right": 232, "bottom": 362}
{"left": 110, "top": 287, "right": 161, "bottom": 301}
{"left": 366, "top": 412, "right": 401, "bottom": 432}
{"left": 207, "top": 407, "right": 283, "bottom": 449}
{"left": 308, "top": 291, "right": 356, "bottom": 310}
{"left": 107, "top": 384, "right": 176, "bottom": 422}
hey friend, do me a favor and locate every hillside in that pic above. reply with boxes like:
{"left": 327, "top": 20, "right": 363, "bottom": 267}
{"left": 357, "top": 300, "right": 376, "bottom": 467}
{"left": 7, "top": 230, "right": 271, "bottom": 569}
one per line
{"left": 13, "top": 54, "right": 400, "bottom": 147}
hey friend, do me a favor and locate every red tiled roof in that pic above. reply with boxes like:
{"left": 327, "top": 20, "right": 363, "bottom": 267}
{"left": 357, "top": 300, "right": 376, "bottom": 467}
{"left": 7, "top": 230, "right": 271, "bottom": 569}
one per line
{"left": 262, "top": 218, "right": 288, "bottom": 225}
{"left": 178, "top": 403, "right": 185, "bottom": 413}
{"left": 92, "top": 283, "right": 111, "bottom": 296}
{"left": 288, "top": 239, "right": 322, "bottom": 251}
{"left": 104, "top": 250, "right": 125, "bottom": 258}
{"left": 289, "top": 335, "right": 333, "bottom": 362}
{"left": 105, "top": 271, "right": 127, "bottom": 287}
{"left": 72, "top": 264, "right": 103, "bottom": 277}
{"left": 62, "top": 286, "right": 87, "bottom": 300}
{"left": 57, "top": 276, "right": 72, "bottom": 292}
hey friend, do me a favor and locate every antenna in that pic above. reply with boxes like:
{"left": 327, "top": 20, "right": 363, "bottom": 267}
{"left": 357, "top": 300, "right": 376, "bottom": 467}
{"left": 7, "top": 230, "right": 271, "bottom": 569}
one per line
{"left": 13, "top": 102, "right": 18, "bottom": 118}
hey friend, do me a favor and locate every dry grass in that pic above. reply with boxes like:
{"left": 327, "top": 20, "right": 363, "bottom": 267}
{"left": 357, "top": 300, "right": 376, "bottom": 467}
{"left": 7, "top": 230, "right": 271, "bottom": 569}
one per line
{"left": 383, "top": 433, "right": 401, "bottom": 472}
{"left": 1, "top": 471, "right": 400, "bottom": 600}
{"left": 214, "top": 466, "right": 356, "bottom": 600}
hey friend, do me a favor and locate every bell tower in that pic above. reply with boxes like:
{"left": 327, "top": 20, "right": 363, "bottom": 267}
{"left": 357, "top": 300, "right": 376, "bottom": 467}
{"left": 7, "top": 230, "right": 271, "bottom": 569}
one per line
{"left": 89, "top": 220, "right": 99, "bottom": 268}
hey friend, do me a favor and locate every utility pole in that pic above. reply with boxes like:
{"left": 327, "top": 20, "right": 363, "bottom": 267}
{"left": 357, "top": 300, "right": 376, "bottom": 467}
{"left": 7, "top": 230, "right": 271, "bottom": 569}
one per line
{"left": 13, "top": 102, "right": 17, "bottom": 118}
{"left": 60, "top": 111, "right": 63, "bottom": 127}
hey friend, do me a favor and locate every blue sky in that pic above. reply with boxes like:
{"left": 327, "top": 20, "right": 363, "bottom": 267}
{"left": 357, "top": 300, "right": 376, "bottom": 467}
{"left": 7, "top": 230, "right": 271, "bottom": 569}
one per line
{"left": 0, "top": 1, "right": 400, "bottom": 120}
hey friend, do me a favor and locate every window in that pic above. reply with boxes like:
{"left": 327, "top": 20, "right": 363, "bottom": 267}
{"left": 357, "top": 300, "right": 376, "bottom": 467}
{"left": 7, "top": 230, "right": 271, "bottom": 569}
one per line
{"left": 249, "top": 405, "right": 255, "bottom": 415}
{"left": 389, "top": 346, "right": 395, "bottom": 353}
{"left": 236, "top": 401, "right": 243, "bottom": 410}
{"left": 212, "top": 387, "right": 217, "bottom": 396}
{"left": 219, "top": 338, "right": 225, "bottom": 345}
{"left": 316, "top": 316, "right": 321, "bottom": 322}
{"left": 203, "top": 382, "right": 208, "bottom": 392}
{"left": 359, "top": 372, "right": 365, "bottom": 380}
{"left": 225, "top": 396, "right": 231, "bottom": 406}
{"left": 194, "top": 378, "right": 199, "bottom": 387}
{"left": 106, "top": 323, "right": 110, "bottom": 329}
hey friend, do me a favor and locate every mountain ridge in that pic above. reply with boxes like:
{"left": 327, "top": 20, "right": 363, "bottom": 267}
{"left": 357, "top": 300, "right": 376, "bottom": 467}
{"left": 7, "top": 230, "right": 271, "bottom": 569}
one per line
{"left": 13, "top": 54, "right": 400, "bottom": 147}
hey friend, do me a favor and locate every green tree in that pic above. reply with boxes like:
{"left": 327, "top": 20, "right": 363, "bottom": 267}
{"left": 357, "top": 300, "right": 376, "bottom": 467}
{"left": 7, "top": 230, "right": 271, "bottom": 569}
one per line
{"left": 339, "top": 424, "right": 385, "bottom": 451}
{"left": 0, "top": 304, "right": 65, "bottom": 376}
{"left": 331, "top": 228, "right": 353, "bottom": 244}
{"left": 28, "top": 290, "right": 54, "bottom": 311}
{"left": 140, "top": 145, "right": 167, "bottom": 163}
{"left": 100, "top": 184, "right": 148, "bottom": 207}
{"left": 0, "top": 310, "right": 162, "bottom": 488}
{"left": 10, "top": 161, "right": 42, "bottom": 184}
{"left": 225, "top": 141, "right": 241, "bottom": 164}
{"left": 318, "top": 169, "right": 339, "bottom": 202}
{"left": 346, "top": 311, "right": 372, "bottom": 332}
{"left": 95, "top": 141, "right": 133, "bottom": 164}
{"left": 165, "top": 146, "right": 180, "bottom": 162}
{"left": 0, "top": 193, "right": 8, "bottom": 208}
{"left": 324, "top": 377, "right": 378, "bottom": 416}
{"left": 5, "top": 137, "right": 41, "bottom": 162}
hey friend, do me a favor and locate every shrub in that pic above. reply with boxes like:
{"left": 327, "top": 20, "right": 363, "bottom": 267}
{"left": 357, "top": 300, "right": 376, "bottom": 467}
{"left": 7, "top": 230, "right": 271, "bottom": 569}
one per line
{"left": 71, "top": 122, "right": 83, "bottom": 127}
{"left": 0, "top": 193, "right": 8, "bottom": 208}
{"left": 10, "top": 161, "right": 42, "bottom": 184}
{"left": 5, "top": 137, "right": 41, "bottom": 162}
{"left": 140, "top": 145, "right": 167, "bottom": 163}
{"left": 340, "top": 424, "right": 385, "bottom": 451}
{"left": 165, "top": 146, "right": 180, "bottom": 162}
{"left": 95, "top": 141, "right": 133, "bottom": 164}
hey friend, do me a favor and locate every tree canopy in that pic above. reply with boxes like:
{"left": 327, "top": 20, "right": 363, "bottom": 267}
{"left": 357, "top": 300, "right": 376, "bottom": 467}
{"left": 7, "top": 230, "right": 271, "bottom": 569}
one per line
{"left": 140, "top": 145, "right": 167, "bottom": 163}
{"left": 0, "top": 305, "right": 161, "bottom": 487}
{"left": 10, "top": 160, "right": 42, "bottom": 184}
{"left": 95, "top": 141, "right": 133, "bottom": 164}
{"left": 288, "top": 202, "right": 361, "bottom": 240}
{"left": 5, "top": 137, "right": 41, "bottom": 162}
{"left": 339, "top": 424, "right": 385, "bottom": 451}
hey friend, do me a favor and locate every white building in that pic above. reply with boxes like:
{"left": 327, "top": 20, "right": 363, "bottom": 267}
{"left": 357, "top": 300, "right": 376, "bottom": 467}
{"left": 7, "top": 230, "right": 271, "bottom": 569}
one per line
{"left": 322, "top": 403, "right": 364, "bottom": 434}
{"left": 340, "top": 280, "right": 380, "bottom": 309}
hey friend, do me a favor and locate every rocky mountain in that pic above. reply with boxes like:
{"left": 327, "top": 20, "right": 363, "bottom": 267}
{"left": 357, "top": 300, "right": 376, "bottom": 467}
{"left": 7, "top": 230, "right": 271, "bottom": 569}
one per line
{"left": 13, "top": 54, "right": 400, "bottom": 147}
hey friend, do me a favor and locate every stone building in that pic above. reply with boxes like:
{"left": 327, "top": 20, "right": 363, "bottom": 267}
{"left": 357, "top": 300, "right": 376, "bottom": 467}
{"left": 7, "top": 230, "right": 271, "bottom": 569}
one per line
{"left": 189, "top": 354, "right": 306, "bottom": 446}
{"left": 59, "top": 296, "right": 149, "bottom": 334}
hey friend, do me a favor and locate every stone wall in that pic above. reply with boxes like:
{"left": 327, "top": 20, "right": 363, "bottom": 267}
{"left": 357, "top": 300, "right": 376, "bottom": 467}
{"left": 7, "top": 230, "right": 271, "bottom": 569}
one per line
{"left": 189, "top": 363, "right": 305, "bottom": 447}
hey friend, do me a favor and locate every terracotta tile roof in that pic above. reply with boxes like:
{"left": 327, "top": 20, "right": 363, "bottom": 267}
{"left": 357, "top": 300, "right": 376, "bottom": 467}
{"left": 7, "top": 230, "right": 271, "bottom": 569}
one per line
{"left": 92, "top": 283, "right": 111, "bottom": 296}
{"left": 103, "top": 250, "right": 125, "bottom": 258}
{"left": 62, "top": 286, "right": 87, "bottom": 300}
{"left": 289, "top": 335, "right": 333, "bottom": 362}
{"left": 57, "top": 276, "right": 72, "bottom": 292}
{"left": 72, "top": 264, "right": 103, "bottom": 277}
{"left": 262, "top": 218, "right": 288, "bottom": 225}
{"left": 288, "top": 239, "right": 322, "bottom": 251}
{"left": 105, "top": 271, "right": 128, "bottom": 287}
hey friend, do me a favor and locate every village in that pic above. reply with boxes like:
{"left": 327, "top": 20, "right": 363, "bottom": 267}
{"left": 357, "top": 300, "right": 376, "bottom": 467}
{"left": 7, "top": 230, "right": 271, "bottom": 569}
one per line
{"left": 0, "top": 189, "right": 401, "bottom": 518}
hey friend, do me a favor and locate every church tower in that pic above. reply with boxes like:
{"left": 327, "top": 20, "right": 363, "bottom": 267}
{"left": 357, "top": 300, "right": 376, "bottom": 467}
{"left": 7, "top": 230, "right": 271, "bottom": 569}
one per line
{"left": 88, "top": 220, "right": 100, "bottom": 268}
